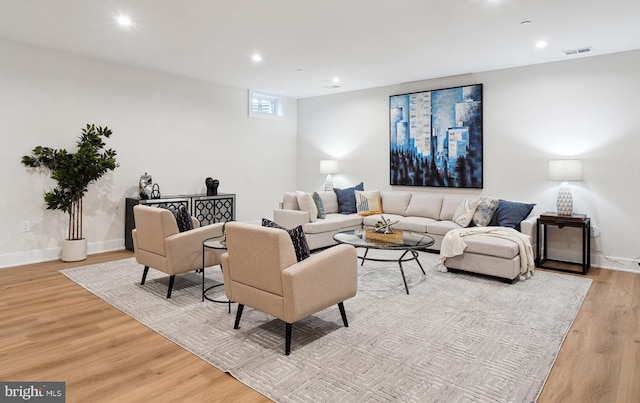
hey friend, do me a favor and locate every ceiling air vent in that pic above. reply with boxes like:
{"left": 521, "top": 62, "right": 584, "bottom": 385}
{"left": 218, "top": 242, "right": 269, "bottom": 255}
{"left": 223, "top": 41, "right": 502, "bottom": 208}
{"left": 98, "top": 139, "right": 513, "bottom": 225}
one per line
{"left": 563, "top": 47, "right": 592, "bottom": 56}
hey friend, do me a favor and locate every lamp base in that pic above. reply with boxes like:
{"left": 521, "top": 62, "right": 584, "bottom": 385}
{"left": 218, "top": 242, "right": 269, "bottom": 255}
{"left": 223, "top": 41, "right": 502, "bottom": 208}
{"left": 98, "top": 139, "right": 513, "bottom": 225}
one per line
{"left": 556, "top": 184, "right": 573, "bottom": 216}
{"left": 323, "top": 175, "right": 334, "bottom": 191}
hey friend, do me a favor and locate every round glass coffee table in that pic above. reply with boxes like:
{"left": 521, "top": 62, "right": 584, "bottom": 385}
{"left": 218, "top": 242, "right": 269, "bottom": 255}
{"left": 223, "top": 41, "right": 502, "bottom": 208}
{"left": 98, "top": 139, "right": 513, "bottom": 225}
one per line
{"left": 333, "top": 229, "right": 435, "bottom": 294}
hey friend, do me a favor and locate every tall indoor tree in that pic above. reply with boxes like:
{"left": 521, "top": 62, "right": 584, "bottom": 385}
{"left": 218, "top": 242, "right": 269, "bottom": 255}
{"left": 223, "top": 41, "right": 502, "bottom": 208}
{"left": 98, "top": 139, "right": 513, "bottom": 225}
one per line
{"left": 22, "top": 124, "right": 118, "bottom": 260}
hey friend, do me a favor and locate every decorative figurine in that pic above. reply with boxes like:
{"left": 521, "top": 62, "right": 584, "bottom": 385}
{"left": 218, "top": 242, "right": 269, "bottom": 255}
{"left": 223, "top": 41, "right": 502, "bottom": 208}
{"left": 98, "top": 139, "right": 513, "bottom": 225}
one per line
{"left": 139, "top": 172, "right": 153, "bottom": 199}
{"left": 205, "top": 177, "right": 219, "bottom": 196}
{"left": 374, "top": 215, "right": 399, "bottom": 234}
{"left": 151, "top": 183, "right": 161, "bottom": 199}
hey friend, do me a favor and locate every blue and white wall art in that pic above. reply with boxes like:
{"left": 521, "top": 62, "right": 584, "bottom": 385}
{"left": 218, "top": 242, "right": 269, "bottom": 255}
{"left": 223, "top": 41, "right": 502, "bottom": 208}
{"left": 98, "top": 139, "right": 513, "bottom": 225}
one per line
{"left": 389, "top": 84, "right": 483, "bottom": 188}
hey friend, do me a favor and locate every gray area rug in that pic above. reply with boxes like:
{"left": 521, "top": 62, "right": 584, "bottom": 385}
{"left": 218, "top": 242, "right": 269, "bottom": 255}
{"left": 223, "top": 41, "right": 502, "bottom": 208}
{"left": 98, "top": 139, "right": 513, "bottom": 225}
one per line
{"left": 61, "top": 250, "right": 591, "bottom": 402}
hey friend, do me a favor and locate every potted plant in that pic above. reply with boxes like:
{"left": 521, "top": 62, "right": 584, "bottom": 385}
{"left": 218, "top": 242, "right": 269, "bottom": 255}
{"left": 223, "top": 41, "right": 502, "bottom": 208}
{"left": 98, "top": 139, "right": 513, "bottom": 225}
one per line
{"left": 21, "top": 124, "right": 118, "bottom": 261}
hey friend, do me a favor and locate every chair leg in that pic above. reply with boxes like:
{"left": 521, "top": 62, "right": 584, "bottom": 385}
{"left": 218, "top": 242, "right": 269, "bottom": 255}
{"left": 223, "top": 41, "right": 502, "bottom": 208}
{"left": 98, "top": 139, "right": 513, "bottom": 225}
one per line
{"left": 233, "top": 304, "right": 244, "bottom": 329}
{"left": 166, "top": 275, "right": 175, "bottom": 299}
{"left": 140, "top": 266, "right": 149, "bottom": 285}
{"left": 285, "top": 323, "right": 293, "bottom": 355}
{"left": 338, "top": 302, "right": 349, "bottom": 327}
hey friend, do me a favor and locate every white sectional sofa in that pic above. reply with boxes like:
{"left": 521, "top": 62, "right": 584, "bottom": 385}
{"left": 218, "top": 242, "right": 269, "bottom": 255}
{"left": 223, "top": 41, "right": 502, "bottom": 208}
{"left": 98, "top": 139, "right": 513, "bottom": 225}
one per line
{"left": 273, "top": 190, "right": 537, "bottom": 283}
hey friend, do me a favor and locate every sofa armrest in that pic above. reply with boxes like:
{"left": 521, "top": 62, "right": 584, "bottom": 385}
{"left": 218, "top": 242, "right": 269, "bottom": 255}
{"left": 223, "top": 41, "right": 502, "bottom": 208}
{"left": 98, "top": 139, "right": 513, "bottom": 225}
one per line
{"left": 520, "top": 216, "right": 537, "bottom": 244}
{"left": 273, "top": 209, "right": 309, "bottom": 229}
{"left": 281, "top": 244, "right": 358, "bottom": 323}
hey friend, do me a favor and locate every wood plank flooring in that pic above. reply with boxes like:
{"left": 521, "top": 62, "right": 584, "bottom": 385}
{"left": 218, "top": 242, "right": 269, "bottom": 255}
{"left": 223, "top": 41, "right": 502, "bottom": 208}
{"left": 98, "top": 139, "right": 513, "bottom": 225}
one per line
{"left": 1, "top": 251, "right": 638, "bottom": 402}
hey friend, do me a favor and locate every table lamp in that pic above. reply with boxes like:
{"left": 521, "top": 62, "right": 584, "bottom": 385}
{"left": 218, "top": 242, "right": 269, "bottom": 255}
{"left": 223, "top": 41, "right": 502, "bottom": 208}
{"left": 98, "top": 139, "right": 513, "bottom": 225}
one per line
{"left": 548, "top": 159, "right": 583, "bottom": 215}
{"left": 319, "top": 160, "right": 338, "bottom": 191}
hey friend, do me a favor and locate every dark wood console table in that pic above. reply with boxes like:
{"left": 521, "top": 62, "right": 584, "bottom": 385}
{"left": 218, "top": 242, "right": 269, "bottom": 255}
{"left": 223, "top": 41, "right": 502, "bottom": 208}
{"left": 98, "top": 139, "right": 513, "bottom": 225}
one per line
{"left": 125, "top": 193, "right": 235, "bottom": 251}
{"left": 536, "top": 212, "right": 590, "bottom": 274}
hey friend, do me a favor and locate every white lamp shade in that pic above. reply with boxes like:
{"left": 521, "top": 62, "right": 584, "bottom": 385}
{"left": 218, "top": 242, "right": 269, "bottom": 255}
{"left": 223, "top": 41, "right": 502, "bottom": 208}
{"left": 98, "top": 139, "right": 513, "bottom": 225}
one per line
{"left": 548, "top": 160, "right": 583, "bottom": 181}
{"left": 319, "top": 159, "right": 339, "bottom": 175}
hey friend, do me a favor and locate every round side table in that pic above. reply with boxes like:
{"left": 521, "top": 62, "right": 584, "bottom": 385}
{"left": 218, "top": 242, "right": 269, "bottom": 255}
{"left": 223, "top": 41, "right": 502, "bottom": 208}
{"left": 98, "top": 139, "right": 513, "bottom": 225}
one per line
{"left": 202, "top": 237, "right": 233, "bottom": 313}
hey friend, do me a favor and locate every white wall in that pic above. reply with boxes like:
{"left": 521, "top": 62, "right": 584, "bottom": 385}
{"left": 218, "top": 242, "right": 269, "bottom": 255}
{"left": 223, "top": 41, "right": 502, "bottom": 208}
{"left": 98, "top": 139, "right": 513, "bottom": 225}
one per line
{"left": 297, "top": 50, "right": 640, "bottom": 272}
{"left": 0, "top": 39, "right": 297, "bottom": 268}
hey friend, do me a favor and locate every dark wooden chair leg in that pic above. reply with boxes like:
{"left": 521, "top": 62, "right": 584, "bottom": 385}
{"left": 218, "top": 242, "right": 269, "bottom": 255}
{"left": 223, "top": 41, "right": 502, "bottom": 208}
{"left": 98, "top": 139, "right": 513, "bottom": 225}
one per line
{"left": 166, "top": 275, "right": 175, "bottom": 298}
{"left": 234, "top": 304, "right": 244, "bottom": 329}
{"left": 285, "top": 323, "right": 293, "bottom": 355}
{"left": 140, "top": 266, "right": 149, "bottom": 285}
{"left": 338, "top": 302, "right": 349, "bottom": 327}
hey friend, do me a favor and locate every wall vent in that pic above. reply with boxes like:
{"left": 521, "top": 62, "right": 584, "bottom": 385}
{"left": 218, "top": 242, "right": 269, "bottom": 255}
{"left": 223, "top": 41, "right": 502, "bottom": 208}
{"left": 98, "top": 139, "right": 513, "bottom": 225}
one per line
{"left": 563, "top": 47, "right": 592, "bottom": 56}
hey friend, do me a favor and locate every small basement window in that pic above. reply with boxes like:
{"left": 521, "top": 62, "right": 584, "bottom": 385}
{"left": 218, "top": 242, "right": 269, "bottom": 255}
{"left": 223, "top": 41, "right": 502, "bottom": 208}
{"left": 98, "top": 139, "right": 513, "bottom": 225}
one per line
{"left": 249, "top": 90, "right": 284, "bottom": 118}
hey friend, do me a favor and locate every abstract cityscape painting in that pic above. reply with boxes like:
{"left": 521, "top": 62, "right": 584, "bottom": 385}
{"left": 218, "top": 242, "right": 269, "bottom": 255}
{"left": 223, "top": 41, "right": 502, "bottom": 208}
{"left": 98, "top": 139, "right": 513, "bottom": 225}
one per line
{"left": 389, "top": 84, "right": 483, "bottom": 188}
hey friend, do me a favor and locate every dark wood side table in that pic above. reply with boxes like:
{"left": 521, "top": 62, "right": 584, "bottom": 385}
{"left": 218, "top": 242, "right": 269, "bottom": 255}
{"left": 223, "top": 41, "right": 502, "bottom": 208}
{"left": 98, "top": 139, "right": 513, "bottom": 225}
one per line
{"left": 536, "top": 212, "right": 591, "bottom": 274}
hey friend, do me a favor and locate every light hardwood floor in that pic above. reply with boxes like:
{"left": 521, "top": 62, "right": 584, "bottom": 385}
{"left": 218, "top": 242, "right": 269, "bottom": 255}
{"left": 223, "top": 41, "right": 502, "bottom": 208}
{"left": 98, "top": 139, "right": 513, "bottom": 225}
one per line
{"left": 1, "top": 251, "right": 638, "bottom": 402}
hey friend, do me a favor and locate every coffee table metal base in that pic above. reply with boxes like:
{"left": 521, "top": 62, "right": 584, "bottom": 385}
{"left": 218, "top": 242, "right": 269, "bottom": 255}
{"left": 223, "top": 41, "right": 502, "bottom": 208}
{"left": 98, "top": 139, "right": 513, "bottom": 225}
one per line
{"left": 359, "top": 248, "right": 426, "bottom": 294}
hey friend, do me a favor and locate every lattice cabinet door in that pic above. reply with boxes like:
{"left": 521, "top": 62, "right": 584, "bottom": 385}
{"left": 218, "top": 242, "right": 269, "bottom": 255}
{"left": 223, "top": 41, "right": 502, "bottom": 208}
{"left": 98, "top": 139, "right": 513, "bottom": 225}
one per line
{"left": 192, "top": 194, "right": 236, "bottom": 226}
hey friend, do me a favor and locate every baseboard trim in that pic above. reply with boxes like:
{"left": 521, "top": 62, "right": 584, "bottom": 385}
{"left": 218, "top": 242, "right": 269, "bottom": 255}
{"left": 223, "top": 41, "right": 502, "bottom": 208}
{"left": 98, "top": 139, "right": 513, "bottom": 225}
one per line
{"left": 0, "top": 239, "right": 125, "bottom": 269}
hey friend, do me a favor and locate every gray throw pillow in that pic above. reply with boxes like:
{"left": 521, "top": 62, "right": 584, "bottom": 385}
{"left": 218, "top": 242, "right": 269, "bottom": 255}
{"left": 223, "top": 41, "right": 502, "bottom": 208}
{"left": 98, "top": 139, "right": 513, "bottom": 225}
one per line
{"left": 312, "top": 192, "right": 326, "bottom": 219}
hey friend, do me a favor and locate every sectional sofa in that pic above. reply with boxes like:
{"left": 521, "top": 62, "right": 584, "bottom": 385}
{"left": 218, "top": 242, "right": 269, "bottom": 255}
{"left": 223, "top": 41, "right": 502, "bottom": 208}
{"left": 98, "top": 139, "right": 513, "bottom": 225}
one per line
{"left": 273, "top": 189, "right": 537, "bottom": 283}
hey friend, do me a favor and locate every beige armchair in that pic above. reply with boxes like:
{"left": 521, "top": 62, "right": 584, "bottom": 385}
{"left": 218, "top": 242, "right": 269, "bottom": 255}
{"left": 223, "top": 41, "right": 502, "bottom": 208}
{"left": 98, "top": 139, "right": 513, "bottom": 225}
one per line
{"left": 221, "top": 222, "right": 358, "bottom": 355}
{"left": 132, "top": 205, "right": 224, "bottom": 298}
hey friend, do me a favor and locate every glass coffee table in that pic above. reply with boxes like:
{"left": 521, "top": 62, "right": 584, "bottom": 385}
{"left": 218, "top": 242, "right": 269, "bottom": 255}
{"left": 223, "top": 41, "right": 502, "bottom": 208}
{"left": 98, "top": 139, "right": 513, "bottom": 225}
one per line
{"left": 333, "top": 229, "right": 435, "bottom": 294}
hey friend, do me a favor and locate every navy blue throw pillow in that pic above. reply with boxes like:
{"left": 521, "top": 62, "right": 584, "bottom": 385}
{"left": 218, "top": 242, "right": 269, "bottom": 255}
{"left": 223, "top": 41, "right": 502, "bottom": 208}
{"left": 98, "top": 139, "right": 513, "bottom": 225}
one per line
{"left": 261, "top": 218, "right": 311, "bottom": 262}
{"left": 489, "top": 199, "right": 535, "bottom": 230}
{"left": 333, "top": 182, "right": 364, "bottom": 214}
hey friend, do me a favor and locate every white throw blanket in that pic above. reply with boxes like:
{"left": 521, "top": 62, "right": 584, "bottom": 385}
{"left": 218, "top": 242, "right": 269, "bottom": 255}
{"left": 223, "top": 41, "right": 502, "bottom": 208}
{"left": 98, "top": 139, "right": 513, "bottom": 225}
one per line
{"left": 438, "top": 227, "right": 535, "bottom": 280}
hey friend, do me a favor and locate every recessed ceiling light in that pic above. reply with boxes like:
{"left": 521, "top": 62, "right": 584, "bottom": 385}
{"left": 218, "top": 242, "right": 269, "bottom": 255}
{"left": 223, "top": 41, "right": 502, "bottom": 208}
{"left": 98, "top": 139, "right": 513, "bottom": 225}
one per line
{"left": 536, "top": 40, "right": 548, "bottom": 49}
{"left": 332, "top": 77, "right": 340, "bottom": 84}
{"left": 116, "top": 15, "right": 133, "bottom": 27}
{"left": 251, "top": 53, "right": 263, "bottom": 62}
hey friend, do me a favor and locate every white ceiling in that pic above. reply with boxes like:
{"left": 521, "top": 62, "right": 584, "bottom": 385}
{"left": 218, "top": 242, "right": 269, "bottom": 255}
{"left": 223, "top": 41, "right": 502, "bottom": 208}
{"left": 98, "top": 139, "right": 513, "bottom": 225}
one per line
{"left": 1, "top": 0, "right": 639, "bottom": 99}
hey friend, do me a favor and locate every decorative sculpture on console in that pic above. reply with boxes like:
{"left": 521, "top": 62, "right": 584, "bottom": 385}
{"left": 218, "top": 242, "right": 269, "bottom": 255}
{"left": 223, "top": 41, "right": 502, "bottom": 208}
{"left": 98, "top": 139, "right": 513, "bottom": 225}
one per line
{"left": 151, "top": 183, "right": 161, "bottom": 199}
{"left": 139, "top": 172, "right": 153, "bottom": 199}
{"left": 206, "top": 177, "right": 219, "bottom": 196}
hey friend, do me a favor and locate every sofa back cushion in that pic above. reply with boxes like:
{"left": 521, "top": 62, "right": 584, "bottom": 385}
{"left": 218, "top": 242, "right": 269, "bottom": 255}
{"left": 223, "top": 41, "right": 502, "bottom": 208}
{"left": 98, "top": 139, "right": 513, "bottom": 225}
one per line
{"left": 381, "top": 192, "right": 412, "bottom": 216}
{"left": 317, "top": 191, "right": 339, "bottom": 214}
{"left": 440, "top": 196, "right": 464, "bottom": 220}
{"left": 405, "top": 194, "right": 443, "bottom": 219}
{"left": 283, "top": 192, "right": 299, "bottom": 210}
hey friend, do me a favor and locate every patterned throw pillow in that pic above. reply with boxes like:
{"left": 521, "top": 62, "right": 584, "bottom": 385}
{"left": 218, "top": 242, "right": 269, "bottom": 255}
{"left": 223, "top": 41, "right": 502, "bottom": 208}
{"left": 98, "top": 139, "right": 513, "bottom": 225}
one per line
{"left": 354, "top": 190, "right": 382, "bottom": 216}
{"left": 165, "top": 205, "right": 194, "bottom": 232}
{"left": 452, "top": 198, "right": 479, "bottom": 228}
{"left": 312, "top": 192, "right": 326, "bottom": 219}
{"left": 334, "top": 182, "right": 364, "bottom": 214}
{"left": 472, "top": 196, "right": 499, "bottom": 227}
{"left": 261, "top": 218, "right": 311, "bottom": 262}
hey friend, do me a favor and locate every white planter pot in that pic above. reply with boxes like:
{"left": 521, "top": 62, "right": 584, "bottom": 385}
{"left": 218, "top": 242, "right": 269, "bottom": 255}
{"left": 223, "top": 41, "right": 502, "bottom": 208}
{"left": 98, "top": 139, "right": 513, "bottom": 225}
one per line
{"left": 61, "top": 238, "right": 88, "bottom": 262}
